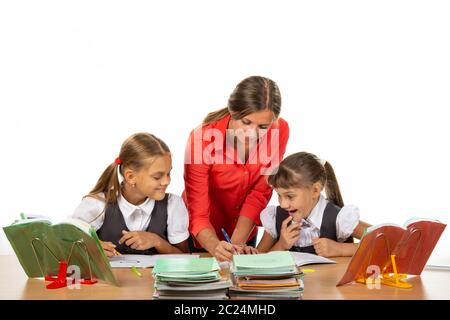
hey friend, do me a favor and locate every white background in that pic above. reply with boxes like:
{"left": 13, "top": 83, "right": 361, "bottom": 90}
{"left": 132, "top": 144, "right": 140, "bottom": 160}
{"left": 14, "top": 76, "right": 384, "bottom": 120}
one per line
{"left": 0, "top": 1, "right": 449, "bottom": 265}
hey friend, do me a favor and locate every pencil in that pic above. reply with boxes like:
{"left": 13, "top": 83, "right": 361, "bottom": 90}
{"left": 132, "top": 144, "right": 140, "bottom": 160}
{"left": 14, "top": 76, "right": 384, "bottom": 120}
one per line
{"left": 131, "top": 266, "right": 142, "bottom": 277}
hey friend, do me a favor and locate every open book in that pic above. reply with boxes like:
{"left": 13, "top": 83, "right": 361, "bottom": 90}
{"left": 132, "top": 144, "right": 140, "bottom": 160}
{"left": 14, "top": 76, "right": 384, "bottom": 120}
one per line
{"left": 3, "top": 215, "right": 118, "bottom": 286}
{"left": 337, "top": 218, "right": 446, "bottom": 286}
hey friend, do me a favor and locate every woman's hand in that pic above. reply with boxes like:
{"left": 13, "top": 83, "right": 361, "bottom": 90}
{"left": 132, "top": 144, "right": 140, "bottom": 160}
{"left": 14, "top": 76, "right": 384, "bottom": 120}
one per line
{"left": 118, "top": 230, "right": 162, "bottom": 251}
{"left": 277, "top": 216, "right": 301, "bottom": 250}
{"left": 213, "top": 241, "right": 243, "bottom": 262}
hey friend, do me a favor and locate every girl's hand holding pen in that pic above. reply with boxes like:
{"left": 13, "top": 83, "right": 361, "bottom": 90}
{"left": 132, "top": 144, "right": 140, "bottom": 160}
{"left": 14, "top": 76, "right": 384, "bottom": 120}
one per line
{"left": 100, "top": 240, "right": 120, "bottom": 257}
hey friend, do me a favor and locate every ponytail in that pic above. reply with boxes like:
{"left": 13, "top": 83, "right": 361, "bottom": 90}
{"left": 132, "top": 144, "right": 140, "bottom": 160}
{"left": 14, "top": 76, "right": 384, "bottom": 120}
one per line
{"left": 203, "top": 107, "right": 230, "bottom": 125}
{"left": 86, "top": 162, "right": 121, "bottom": 204}
{"left": 323, "top": 161, "right": 344, "bottom": 208}
{"left": 268, "top": 152, "right": 345, "bottom": 208}
{"left": 84, "top": 132, "right": 171, "bottom": 206}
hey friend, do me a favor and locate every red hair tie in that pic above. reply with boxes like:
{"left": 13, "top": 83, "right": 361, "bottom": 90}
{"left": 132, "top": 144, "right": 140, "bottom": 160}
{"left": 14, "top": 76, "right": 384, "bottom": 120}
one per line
{"left": 115, "top": 157, "right": 122, "bottom": 165}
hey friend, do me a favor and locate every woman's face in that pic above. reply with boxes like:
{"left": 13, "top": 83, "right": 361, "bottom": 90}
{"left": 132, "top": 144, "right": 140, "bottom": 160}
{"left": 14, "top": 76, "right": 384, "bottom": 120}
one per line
{"left": 228, "top": 109, "right": 275, "bottom": 143}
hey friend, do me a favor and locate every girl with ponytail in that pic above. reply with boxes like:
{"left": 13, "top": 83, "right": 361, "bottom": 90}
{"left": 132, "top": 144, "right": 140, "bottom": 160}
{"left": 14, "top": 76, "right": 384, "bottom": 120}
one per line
{"left": 257, "top": 152, "right": 371, "bottom": 257}
{"left": 72, "top": 133, "right": 189, "bottom": 256}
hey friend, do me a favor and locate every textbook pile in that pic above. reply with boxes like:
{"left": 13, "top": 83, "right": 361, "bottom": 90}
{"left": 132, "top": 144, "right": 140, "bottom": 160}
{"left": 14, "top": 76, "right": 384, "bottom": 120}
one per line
{"left": 229, "top": 251, "right": 303, "bottom": 300}
{"left": 152, "top": 257, "right": 231, "bottom": 299}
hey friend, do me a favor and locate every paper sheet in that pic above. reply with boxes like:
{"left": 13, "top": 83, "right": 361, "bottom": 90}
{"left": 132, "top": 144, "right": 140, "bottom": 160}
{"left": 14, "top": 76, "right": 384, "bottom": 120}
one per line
{"left": 109, "top": 254, "right": 200, "bottom": 268}
{"left": 290, "top": 252, "right": 336, "bottom": 267}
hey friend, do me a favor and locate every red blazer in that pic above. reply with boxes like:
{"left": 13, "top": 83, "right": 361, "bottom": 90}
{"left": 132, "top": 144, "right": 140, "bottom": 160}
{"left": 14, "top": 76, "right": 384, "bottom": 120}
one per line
{"left": 182, "top": 114, "right": 289, "bottom": 246}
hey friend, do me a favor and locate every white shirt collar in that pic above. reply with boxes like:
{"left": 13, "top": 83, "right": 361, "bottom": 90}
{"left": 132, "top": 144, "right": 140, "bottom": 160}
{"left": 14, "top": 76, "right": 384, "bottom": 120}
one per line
{"left": 117, "top": 194, "right": 155, "bottom": 218}
{"left": 304, "top": 194, "right": 328, "bottom": 229}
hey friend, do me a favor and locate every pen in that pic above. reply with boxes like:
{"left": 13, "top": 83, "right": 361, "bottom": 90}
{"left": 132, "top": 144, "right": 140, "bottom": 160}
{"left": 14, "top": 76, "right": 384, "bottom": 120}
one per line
{"left": 221, "top": 228, "right": 232, "bottom": 243}
{"left": 291, "top": 219, "right": 310, "bottom": 228}
{"left": 100, "top": 240, "right": 122, "bottom": 256}
{"left": 221, "top": 228, "right": 239, "bottom": 255}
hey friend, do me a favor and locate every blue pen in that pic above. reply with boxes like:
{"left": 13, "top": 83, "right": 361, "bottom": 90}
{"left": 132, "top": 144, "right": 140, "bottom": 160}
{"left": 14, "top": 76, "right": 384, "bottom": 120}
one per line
{"left": 221, "top": 228, "right": 239, "bottom": 255}
{"left": 221, "top": 228, "right": 232, "bottom": 243}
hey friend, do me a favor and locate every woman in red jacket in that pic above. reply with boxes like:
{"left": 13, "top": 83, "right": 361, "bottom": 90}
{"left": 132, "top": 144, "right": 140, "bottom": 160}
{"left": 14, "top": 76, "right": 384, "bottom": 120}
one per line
{"left": 183, "top": 76, "right": 290, "bottom": 261}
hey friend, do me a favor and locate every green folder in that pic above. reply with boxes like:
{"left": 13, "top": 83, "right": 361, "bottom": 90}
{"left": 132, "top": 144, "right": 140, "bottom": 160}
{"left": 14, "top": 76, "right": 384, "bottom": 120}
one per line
{"left": 231, "top": 251, "right": 297, "bottom": 275}
{"left": 156, "top": 272, "right": 221, "bottom": 283}
{"left": 152, "top": 257, "right": 220, "bottom": 274}
{"left": 233, "top": 251, "right": 295, "bottom": 268}
{"left": 3, "top": 216, "right": 118, "bottom": 286}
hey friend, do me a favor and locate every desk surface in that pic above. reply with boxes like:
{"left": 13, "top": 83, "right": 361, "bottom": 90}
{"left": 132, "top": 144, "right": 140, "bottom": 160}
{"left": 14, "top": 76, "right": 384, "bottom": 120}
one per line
{"left": 1, "top": 255, "right": 449, "bottom": 300}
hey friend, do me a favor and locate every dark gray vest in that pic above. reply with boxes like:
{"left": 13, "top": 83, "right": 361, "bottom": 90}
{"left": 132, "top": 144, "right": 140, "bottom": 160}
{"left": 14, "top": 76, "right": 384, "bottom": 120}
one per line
{"left": 97, "top": 194, "right": 169, "bottom": 255}
{"left": 275, "top": 201, "right": 353, "bottom": 254}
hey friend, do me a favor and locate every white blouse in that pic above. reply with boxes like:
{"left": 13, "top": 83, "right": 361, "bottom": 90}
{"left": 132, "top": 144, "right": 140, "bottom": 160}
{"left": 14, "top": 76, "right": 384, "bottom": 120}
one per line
{"left": 71, "top": 193, "right": 189, "bottom": 245}
{"left": 260, "top": 194, "right": 360, "bottom": 248}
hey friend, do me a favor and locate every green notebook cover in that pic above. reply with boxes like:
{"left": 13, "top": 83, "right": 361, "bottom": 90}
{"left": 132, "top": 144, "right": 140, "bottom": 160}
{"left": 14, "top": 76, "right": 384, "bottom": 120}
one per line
{"left": 155, "top": 273, "right": 221, "bottom": 283}
{"left": 3, "top": 217, "right": 119, "bottom": 286}
{"left": 233, "top": 251, "right": 295, "bottom": 269}
{"left": 152, "top": 257, "right": 220, "bottom": 274}
{"left": 231, "top": 251, "right": 297, "bottom": 275}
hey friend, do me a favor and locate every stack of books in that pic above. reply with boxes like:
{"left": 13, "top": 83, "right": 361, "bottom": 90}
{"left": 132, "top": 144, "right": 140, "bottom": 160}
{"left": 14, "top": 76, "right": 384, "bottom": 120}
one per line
{"left": 229, "top": 251, "right": 303, "bottom": 300}
{"left": 152, "top": 257, "right": 231, "bottom": 299}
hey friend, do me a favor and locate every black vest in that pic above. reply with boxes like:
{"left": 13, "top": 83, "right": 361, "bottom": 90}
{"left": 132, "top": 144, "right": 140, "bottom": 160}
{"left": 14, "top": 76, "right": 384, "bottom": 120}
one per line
{"left": 275, "top": 201, "right": 353, "bottom": 254}
{"left": 97, "top": 194, "right": 169, "bottom": 255}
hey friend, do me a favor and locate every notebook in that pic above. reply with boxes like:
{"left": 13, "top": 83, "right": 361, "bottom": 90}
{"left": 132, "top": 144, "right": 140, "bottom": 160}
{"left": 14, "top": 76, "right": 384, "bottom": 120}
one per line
{"left": 229, "top": 251, "right": 303, "bottom": 300}
{"left": 152, "top": 257, "right": 230, "bottom": 299}
{"left": 152, "top": 257, "right": 220, "bottom": 274}
{"left": 231, "top": 251, "right": 298, "bottom": 275}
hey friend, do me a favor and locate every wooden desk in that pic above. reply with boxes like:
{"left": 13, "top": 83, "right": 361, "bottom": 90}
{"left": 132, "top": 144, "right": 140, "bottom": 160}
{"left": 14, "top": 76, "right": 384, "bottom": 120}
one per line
{"left": 1, "top": 255, "right": 449, "bottom": 300}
